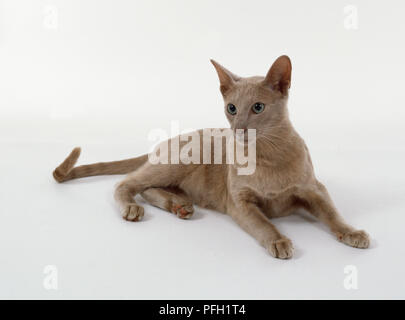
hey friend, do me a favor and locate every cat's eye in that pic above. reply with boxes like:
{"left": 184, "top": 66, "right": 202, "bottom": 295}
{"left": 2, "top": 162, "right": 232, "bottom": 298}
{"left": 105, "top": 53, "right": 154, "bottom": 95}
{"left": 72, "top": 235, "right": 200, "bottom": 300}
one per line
{"left": 227, "top": 103, "right": 237, "bottom": 115}
{"left": 252, "top": 102, "right": 265, "bottom": 114}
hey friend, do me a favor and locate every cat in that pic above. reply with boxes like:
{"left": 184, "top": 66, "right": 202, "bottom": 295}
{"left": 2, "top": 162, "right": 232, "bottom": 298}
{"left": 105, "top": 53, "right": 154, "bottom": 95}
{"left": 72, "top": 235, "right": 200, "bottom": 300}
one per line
{"left": 53, "top": 55, "right": 370, "bottom": 259}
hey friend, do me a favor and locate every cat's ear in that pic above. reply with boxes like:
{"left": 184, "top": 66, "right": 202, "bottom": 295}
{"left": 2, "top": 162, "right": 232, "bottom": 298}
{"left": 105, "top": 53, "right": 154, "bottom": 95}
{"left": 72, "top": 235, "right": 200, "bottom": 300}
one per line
{"left": 210, "top": 59, "right": 240, "bottom": 95}
{"left": 263, "top": 55, "right": 292, "bottom": 95}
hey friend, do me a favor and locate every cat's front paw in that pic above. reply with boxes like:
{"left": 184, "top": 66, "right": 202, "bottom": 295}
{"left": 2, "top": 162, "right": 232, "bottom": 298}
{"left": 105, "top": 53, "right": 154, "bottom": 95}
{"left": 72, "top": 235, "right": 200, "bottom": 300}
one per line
{"left": 122, "top": 203, "right": 144, "bottom": 222}
{"left": 338, "top": 230, "right": 370, "bottom": 248}
{"left": 266, "top": 238, "right": 294, "bottom": 259}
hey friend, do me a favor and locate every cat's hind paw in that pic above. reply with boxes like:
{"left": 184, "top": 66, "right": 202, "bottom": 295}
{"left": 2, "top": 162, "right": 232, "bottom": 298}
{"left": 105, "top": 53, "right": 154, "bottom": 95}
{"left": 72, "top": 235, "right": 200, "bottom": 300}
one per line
{"left": 122, "top": 203, "right": 144, "bottom": 222}
{"left": 171, "top": 204, "right": 194, "bottom": 219}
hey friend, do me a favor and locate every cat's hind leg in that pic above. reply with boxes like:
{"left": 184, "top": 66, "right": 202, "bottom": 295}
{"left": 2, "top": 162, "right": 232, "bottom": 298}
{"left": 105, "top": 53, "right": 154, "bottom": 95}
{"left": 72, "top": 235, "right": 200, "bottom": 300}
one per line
{"left": 141, "top": 187, "right": 194, "bottom": 219}
{"left": 114, "top": 162, "right": 191, "bottom": 221}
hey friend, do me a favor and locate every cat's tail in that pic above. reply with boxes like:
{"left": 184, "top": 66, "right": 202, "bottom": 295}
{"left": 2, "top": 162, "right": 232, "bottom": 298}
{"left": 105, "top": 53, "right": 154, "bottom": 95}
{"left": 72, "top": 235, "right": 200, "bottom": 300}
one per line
{"left": 53, "top": 147, "right": 148, "bottom": 183}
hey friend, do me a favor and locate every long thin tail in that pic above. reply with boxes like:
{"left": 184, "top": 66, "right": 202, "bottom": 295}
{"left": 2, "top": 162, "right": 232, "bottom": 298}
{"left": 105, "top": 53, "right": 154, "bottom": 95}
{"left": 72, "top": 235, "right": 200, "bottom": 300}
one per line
{"left": 53, "top": 147, "right": 148, "bottom": 183}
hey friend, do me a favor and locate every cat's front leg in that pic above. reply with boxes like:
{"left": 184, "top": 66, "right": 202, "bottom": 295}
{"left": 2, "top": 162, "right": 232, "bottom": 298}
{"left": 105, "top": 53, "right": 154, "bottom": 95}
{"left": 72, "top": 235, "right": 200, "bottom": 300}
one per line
{"left": 228, "top": 199, "right": 294, "bottom": 259}
{"left": 297, "top": 181, "right": 370, "bottom": 248}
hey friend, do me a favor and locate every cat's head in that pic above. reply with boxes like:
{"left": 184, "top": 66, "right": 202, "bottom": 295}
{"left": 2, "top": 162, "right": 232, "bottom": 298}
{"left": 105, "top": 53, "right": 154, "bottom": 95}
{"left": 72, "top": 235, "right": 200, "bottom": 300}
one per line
{"left": 211, "top": 56, "right": 292, "bottom": 138}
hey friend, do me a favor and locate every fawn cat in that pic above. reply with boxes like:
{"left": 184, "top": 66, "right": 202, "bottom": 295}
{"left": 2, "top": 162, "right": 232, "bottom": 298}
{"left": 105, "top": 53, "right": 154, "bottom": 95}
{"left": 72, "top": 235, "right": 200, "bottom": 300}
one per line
{"left": 53, "top": 55, "right": 370, "bottom": 259}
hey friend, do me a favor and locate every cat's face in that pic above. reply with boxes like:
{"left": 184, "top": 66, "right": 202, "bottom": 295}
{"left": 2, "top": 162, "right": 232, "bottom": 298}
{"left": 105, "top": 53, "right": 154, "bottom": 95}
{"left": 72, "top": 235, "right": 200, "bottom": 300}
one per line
{"left": 211, "top": 56, "right": 291, "bottom": 139}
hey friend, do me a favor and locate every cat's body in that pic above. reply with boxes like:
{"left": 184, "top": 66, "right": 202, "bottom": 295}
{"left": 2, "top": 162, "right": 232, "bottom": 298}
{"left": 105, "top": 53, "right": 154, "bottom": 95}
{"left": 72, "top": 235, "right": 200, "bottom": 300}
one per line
{"left": 53, "top": 56, "right": 370, "bottom": 259}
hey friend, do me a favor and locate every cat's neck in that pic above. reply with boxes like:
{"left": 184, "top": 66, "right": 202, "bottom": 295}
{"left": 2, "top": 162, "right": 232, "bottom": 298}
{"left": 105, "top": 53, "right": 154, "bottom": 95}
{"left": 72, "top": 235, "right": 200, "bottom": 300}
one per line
{"left": 262, "top": 117, "right": 295, "bottom": 141}
{"left": 256, "top": 117, "right": 299, "bottom": 160}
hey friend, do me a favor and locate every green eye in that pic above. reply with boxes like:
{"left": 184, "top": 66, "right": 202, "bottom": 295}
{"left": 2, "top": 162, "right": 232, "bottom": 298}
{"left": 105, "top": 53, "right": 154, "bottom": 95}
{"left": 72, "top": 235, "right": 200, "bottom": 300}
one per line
{"left": 252, "top": 102, "right": 265, "bottom": 114}
{"left": 227, "top": 103, "right": 237, "bottom": 115}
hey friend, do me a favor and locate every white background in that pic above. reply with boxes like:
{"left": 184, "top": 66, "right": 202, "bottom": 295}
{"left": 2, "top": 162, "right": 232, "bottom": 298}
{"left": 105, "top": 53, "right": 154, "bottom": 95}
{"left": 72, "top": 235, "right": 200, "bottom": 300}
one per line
{"left": 0, "top": 0, "right": 404, "bottom": 299}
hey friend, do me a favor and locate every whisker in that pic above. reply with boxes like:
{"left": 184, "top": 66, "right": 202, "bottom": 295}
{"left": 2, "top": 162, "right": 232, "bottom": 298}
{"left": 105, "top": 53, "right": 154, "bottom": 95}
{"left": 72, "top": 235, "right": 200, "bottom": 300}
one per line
{"left": 257, "top": 136, "right": 282, "bottom": 151}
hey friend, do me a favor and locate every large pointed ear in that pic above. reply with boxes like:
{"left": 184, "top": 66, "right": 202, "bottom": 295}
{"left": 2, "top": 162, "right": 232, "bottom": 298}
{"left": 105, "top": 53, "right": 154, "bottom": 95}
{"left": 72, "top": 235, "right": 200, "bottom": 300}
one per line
{"left": 263, "top": 55, "right": 292, "bottom": 95}
{"left": 210, "top": 59, "right": 240, "bottom": 95}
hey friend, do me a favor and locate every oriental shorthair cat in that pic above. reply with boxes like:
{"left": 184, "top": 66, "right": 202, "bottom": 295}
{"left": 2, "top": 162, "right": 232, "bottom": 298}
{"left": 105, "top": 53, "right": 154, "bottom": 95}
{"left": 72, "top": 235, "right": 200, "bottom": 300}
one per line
{"left": 53, "top": 56, "right": 370, "bottom": 259}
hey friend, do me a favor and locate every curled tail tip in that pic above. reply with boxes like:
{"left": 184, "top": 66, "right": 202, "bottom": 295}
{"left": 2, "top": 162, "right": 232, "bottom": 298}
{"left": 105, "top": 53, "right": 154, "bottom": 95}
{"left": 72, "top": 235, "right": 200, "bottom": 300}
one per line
{"left": 52, "top": 147, "right": 82, "bottom": 183}
{"left": 72, "top": 147, "right": 81, "bottom": 159}
{"left": 53, "top": 168, "right": 66, "bottom": 183}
